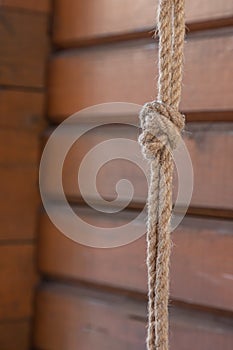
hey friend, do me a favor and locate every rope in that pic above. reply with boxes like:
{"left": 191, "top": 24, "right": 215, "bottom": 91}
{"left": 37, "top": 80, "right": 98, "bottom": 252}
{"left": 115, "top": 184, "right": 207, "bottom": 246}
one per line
{"left": 139, "top": 1, "right": 185, "bottom": 349}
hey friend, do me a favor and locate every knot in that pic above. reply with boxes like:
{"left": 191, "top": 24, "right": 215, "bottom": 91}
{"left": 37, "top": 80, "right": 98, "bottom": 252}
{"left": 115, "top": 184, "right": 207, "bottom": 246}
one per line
{"left": 139, "top": 101, "right": 185, "bottom": 159}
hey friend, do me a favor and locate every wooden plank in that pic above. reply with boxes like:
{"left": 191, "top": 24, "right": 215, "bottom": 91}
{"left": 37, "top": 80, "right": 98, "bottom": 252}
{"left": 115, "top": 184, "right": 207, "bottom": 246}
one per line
{"left": 48, "top": 29, "right": 233, "bottom": 120}
{"left": 43, "top": 123, "right": 233, "bottom": 210}
{"left": 0, "top": 166, "right": 38, "bottom": 240}
{"left": 0, "top": 129, "right": 38, "bottom": 165}
{"left": 0, "top": 0, "right": 50, "bottom": 12}
{"left": 185, "top": 0, "right": 233, "bottom": 24}
{"left": 170, "top": 308, "right": 233, "bottom": 350}
{"left": 0, "top": 128, "right": 39, "bottom": 240}
{"left": 53, "top": 0, "right": 233, "bottom": 46}
{"left": 39, "top": 209, "right": 233, "bottom": 311}
{"left": 34, "top": 284, "right": 233, "bottom": 350}
{"left": 183, "top": 123, "right": 233, "bottom": 210}
{"left": 0, "top": 244, "right": 37, "bottom": 320}
{"left": 0, "top": 321, "right": 30, "bottom": 350}
{"left": 0, "top": 9, "right": 49, "bottom": 87}
{"left": 0, "top": 90, "right": 45, "bottom": 130}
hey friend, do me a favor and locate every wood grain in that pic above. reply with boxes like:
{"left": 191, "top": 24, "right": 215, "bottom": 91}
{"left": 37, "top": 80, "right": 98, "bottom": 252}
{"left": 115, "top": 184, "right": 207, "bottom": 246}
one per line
{"left": 48, "top": 29, "right": 233, "bottom": 120}
{"left": 0, "top": 321, "right": 30, "bottom": 350}
{"left": 0, "top": 244, "right": 37, "bottom": 320}
{"left": 43, "top": 123, "right": 233, "bottom": 210}
{"left": 0, "top": 9, "right": 49, "bottom": 87}
{"left": 0, "top": 166, "right": 38, "bottom": 240}
{"left": 0, "top": 90, "right": 45, "bottom": 130}
{"left": 34, "top": 283, "right": 233, "bottom": 350}
{"left": 53, "top": 0, "right": 233, "bottom": 46}
{"left": 39, "top": 209, "right": 233, "bottom": 311}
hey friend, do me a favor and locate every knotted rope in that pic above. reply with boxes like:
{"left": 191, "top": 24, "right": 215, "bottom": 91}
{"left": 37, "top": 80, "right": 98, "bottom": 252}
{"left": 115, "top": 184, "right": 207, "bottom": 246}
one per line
{"left": 139, "top": 1, "right": 185, "bottom": 349}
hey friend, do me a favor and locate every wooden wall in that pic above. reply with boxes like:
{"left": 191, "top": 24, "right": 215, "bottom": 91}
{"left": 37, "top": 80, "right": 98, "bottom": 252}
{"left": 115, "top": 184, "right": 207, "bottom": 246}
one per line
{"left": 34, "top": 1, "right": 233, "bottom": 349}
{"left": 0, "top": 1, "right": 50, "bottom": 349}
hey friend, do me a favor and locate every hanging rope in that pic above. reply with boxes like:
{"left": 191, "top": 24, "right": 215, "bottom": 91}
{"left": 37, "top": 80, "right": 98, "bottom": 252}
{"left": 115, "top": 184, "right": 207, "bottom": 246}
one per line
{"left": 139, "top": 1, "right": 185, "bottom": 349}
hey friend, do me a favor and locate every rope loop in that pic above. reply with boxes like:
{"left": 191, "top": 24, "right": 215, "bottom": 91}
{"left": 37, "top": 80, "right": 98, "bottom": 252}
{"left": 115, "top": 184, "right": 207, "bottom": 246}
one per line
{"left": 139, "top": 101, "right": 185, "bottom": 160}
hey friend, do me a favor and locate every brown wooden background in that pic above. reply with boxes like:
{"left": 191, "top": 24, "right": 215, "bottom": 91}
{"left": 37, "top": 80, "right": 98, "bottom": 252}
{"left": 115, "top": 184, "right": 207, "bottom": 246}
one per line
{"left": 0, "top": 1, "right": 50, "bottom": 349}
{"left": 1, "top": 0, "right": 233, "bottom": 349}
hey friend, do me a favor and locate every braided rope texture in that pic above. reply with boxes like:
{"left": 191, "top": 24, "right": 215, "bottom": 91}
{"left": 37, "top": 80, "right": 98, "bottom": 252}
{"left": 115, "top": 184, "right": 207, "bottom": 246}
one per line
{"left": 139, "top": 1, "right": 185, "bottom": 349}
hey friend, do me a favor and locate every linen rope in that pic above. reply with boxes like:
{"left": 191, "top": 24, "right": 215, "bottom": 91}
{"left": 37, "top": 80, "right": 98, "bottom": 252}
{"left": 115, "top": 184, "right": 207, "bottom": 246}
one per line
{"left": 139, "top": 1, "right": 185, "bottom": 349}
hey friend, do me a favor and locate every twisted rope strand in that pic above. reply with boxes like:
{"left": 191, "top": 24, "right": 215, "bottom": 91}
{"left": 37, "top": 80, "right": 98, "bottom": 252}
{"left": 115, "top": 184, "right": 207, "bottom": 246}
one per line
{"left": 170, "top": 0, "right": 185, "bottom": 109}
{"left": 146, "top": 159, "right": 160, "bottom": 349}
{"left": 139, "top": 1, "right": 185, "bottom": 349}
{"left": 154, "top": 150, "right": 173, "bottom": 350}
{"left": 157, "top": 0, "right": 173, "bottom": 104}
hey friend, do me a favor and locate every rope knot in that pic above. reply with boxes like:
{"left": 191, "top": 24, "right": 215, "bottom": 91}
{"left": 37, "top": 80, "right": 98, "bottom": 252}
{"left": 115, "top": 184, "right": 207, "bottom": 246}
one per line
{"left": 139, "top": 101, "right": 185, "bottom": 159}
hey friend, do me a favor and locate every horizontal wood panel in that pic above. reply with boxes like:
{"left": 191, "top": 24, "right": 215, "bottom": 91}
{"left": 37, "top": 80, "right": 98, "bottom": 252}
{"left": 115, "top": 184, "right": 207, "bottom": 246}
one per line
{"left": 43, "top": 123, "right": 233, "bottom": 210}
{"left": 53, "top": 0, "right": 233, "bottom": 46}
{"left": 34, "top": 284, "right": 233, "bottom": 350}
{"left": 39, "top": 209, "right": 233, "bottom": 311}
{"left": 0, "top": 9, "right": 49, "bottom": 87}
{"left": 0, "top": 0, "right": 50, "bottom": 12}
{"left": 0, "top": 166, "right": 38, "bottom": 240}
{"left": 0, "top": 244, "right": 37, "bottom": 320}
{"left": 48, "top": 29, "right": 233, "bottom": 120}
{"left": 0, "top": 90, "right": 45, "bottom": 130}
{"left": 0, "top": 321, "right": 30, "bottom": 350}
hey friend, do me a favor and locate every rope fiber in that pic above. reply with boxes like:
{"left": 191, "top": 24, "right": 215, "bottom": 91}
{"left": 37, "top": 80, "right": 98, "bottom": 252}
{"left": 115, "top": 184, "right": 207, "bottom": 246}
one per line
{"left": 139, "top": 1, "right": 185, "bottom": 349}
